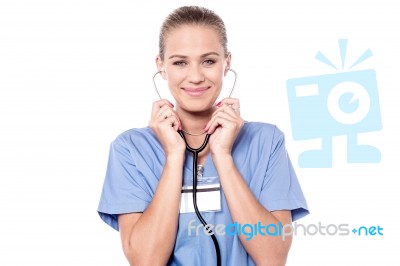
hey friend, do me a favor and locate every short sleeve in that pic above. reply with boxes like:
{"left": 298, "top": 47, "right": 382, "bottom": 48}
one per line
{"left": 97, "top": 137, "right": 152, "bottom": 231}
{"left": 259, "top": 126, "right": 309, "bottom": 221}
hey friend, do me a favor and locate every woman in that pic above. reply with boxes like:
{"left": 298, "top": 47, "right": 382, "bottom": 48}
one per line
{"left": 98, "top": 6, "right": 309, "bottom": 266}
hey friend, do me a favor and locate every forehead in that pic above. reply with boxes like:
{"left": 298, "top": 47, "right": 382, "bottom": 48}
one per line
{"left": 164, "top": 25, "right": 224, "bottom": 57}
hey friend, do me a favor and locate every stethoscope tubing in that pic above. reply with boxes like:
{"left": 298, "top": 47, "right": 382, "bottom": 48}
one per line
{"left": 154, "top": 69, "right": 233, "bottom": 266}
{"left": 177, "top": 130, "right": 221, "bottom": 266}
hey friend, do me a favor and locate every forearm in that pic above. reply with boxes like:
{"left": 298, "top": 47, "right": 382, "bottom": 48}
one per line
{"left": 126, "top": 154, "right": 184, "bottom": 265}
{"left": 213, "top": 154, "right": 292, "bottom": 265}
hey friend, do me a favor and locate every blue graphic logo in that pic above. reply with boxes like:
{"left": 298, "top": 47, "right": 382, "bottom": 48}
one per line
{"left": 286, "top": 39, "right": 382, "bottom": 168}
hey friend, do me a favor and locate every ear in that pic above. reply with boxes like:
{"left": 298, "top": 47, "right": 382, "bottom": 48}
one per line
{"left": 156, "top": 56, "right": 167, "bottom": 80}
{"left": 224, "top": 52, "right": 232, "bottom": 76}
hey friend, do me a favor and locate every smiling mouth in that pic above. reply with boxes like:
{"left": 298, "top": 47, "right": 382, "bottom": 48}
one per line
{"left": 183, "top": 87, "right": 210, "bottom": 96}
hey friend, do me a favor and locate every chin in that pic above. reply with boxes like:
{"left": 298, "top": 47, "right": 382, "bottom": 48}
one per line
{"left": 181, "top": 101, "right": 215, "bottom": 114}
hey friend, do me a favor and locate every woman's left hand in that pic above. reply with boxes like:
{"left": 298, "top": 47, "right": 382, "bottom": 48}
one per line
{"left": 204, "top": 98, "right": 244, "bottom": 156}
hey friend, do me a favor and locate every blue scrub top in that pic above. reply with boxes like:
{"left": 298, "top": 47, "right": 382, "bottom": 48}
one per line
{"left": 98, "top": 122, "right": 309, "bottom": 265}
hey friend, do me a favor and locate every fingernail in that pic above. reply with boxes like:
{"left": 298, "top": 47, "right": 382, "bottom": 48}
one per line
{"left": 216, "top": 101, "right": 222, "bottom": 107}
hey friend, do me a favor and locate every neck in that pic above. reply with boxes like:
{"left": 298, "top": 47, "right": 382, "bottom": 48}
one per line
{"left": 177, "top": 106, "right": 216, "bottom": 134}
{"left": 176, "top": 106, "right": 215, "bottom": 163}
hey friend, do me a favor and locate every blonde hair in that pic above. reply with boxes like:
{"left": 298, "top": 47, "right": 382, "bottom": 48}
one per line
{"left": 159, "top": 6, "right": 228, "bottom": 60}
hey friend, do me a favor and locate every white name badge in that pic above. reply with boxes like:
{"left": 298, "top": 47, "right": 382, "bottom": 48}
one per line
{"left": 180, "top": 183, "right": 221, "bottom": 213}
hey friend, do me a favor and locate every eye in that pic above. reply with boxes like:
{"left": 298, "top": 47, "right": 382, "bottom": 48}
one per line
{"left": 203, "top": 59, "right": 215, "bottom": 65}
{"left": 172, "top": 61, "right": 187, "bottom": 66}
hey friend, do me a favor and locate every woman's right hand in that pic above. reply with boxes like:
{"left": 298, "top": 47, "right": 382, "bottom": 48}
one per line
{"left": 149, "top": 99, "right": 186, "bottom": 157}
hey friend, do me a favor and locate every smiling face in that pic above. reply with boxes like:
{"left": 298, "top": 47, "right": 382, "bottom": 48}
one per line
{"left": 157, "top": 24, "right": 231, "bottom": 113}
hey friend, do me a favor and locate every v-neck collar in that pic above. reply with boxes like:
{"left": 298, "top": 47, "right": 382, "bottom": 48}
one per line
{"left": 183, "top": 149, "right": 218, "bottom": 180}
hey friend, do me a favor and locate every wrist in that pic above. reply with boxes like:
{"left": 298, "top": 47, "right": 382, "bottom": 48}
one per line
{"left": 212, "top": 153, "right": 234, "bottom": 166}
{"left": 165, "top": 152, "right": 185, "bottom": 164}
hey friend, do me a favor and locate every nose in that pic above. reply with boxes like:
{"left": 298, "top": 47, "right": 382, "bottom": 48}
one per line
{"left": 187, "top": 65, "right": 205, "bottom": 84}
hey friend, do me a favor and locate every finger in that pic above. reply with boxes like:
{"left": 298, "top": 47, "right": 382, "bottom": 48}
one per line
{"left": 163, "top": 114, "right": 181, "bottom": 131}
{"left": 217, "top": 98, "right": 240, "bottom": 116}
{"left": 155, "top": 102, "right": 181, "bottom": 120}
{"left": 205, "top": 110, "right": 236, "bottom": 132}
{"left": 209, "top": 107, "right": 224, "bottom": 120}
{"left": 213, "top": 105, "right": 239, "bottom": 120}
{"left": 220, "top": 105, "right": 240, "bottom": 117}
{"left": 207, "top": 105, "right": 239, "bottom": 128}
{"left": 151, "top": 99, "right": 174, "bottom": 117}
{"left": 157, "top": 106, "right": 174, "bottom": 120}
{"left": 206, "top": 116, "right": 232, "bottom": 134}
{"left": 217, "top": 98, "right": 240, "bottom": 109}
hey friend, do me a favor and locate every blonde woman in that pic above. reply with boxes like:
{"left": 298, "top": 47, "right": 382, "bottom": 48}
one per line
{"left": 98, "top": 6, "right": 309, "bottom": 266}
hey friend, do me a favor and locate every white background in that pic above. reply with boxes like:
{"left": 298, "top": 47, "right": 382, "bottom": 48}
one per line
{"left": 1, "top": 0, "right": 399, "bottom": 265}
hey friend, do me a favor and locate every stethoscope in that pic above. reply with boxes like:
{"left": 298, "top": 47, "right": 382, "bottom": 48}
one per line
{"left": 153, "top": 69, "right": 237, "bottom": 266}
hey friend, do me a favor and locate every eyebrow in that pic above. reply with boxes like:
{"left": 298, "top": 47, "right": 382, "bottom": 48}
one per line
{"left": 168, "top": 52, "right": 220, "bottom": 60}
